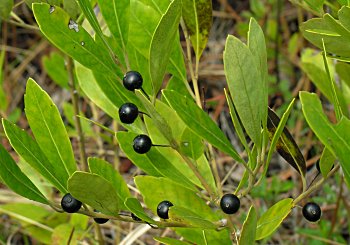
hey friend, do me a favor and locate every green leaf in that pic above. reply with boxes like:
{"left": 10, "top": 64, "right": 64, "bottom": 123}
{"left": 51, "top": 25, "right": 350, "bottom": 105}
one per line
{"left": 168, "top": 206, "right": 217, "bottom": 229}
{"left": 149, "top": 0, "right": 182, "bottom": 95}
{"left": 266, "top": 102, "right": 306, "bottom": 176}
{"left": 179, "top": 128, "right": 204, "bottom": 160}
{"left": 63, "top": 0, "right": 80, "bottom": 18}
{"left": 162, "top": 89, "right": 243, "bottom": 163}
{"left": 248, "top": 18, "right": 268, "bottom": 128}
{"left": 135, "top": 176, "right": 219, "bottom": 221}
{"left": 0, "top": 0, "right": 13, "bottom": 20}
{"left": 301, "top": 49, "right": 348, "bottom": 115}
{"left": 42, "top": 52, "right": 69, "bottom": 89}
{"left": 88, "top": 157, "right": 131, "bottom": 209}
{"left": 224, "top": 35, "right": 263, "bottom": 147}
{"left": 301, "top": 7, "right": 350, "bottom": 58}
{"left": 0, "top": 49, "right": 8, "bottom": 111}
{"left": 182, "top": 0, "right": 212, "bottom": 59}
{"left": 68, "top": 171, "right": 120, "bottom": 215}
{"left": 2, "top": 119, "right": 68, "bottom": 193}
{"left": 319, "top": 148, "right": 336, "bottom": 178}
{"left": 154, "top": 237, "right": 192, "bottom": 245}
{"left": 304, "top": 0, "right": 325, "bottom": 14}
{"left": 239, "top": 206, "right": 257, "bottom": 245}
{"left": 0, "top": 144, "right": 48, "bottom": 204}
{"left": 97, "top": 0, "right": 129, "bottom": 50}
{"left": 51, "top": 224, "right": 84, "bottom": 245}
{"left": 24, "top": 79, "right": 76, "bottom": 177}
{"left": 255, "top": 198, "right": 293, "bottom": 240}
{"left": 117, "top": 131, "right": 197, "bottom": 190}
{"left": 74, "top": 62, "right": 144, "bottom": 134}
{"left": 175, "top": 228, "right": 231, "bottom": 245}
{"left": 124, "top": 197, "right": 156, "bottom": 224}
{"left": 33, "top": 3, "right": 120, "bottom": 77}
{"left": 136, "top": 91, "right": 174, "bottom": 144}
{"left": 300, "top": 91, "right": 350, "bottom": 186}
{"left": 336, "top": 62, "right": 350, "bottom": 88}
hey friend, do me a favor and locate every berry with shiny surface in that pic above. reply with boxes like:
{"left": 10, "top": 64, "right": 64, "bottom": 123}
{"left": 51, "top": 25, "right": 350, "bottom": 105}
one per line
{"left": 133, "top": 134, "right": 152, "bottom": 154}
{"left": 157, "top": 200, "right": 173, "bottom": 219}
{"left": 119, "top": 103, "right": 139, "bottom": 124}
{"left": 302, "top": 202, "right": 321, "bottom": 222}
{"left": 220, "top": 194, "right": 240, "bottom": 214}
{"left": 61, "top": 193, "right": 82, "bottom": 213}
{"left": 123, "top": 71, "right": 143, "bottom": 91}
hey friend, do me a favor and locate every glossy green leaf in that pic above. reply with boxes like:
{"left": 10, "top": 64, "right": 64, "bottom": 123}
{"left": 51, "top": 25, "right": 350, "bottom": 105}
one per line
{"left": 300, "top": 92, "right": 350, "bottom": 186}
{"left": 2, "top": 119, "right": 68, "bottom": 193}
{"left": 182, "top": 0, "right": 212, "bottom": 59}
{"left": 88, "top": 157, "right": 131, "bottom": 209}
{"left": 117, "top": 131, "right": 196, "bottom": 190}
{"left": 266, "top": 101, "right": 306, "bottom": 176}
{"left": 301, "top": 7, "right": 350, "bottom": 58}
{"left": 255, "top": 198, "right": 293, "bottom": 240}
{"left": 124, "top": 197, "right": 156, "bottom": 224}
{"left": 0, "top": 144, "right": 48, "bottom": 204}
{"left": 239, "top": 206, "right": 257, "bottom": 245}
{"left": 97, "top": 0, "right": 129, "bottom": 50}
{"left": 169, "top": 206, "right": 217, "bottom": 229}
{"left": 42, "top": 52, "right": 69, "bottom": 89}
{"left": 24, "top": 79, "right": 76, "bottom": 178}
{"left": 0, "top": 0, "right": 13, "bottom": 20}
{"left": 319, "top": 148, "right": 336, "bottom": 178}
{"left": 163, "top": 89, "right": 243, "bottom": 163}
{"left": 150, "top": 0, "right": 181, "bottom": 95}
{"left": 135, "top": 176, "right": 219, "bottom": 221}
{"left": 33, "top": 3, "right": 120, "bottom": 77}
{"left": 68, "top": 171, "right": 119, "bottom": 215}
{"left": 248, "top": 18, "right": 268, "bottom": 128}
{"left": 62, "top": 102, "right": 93, "bottom": 136}
{"left": 154, "top": 237, "right": 192, "bottom": 245}
{"left": 224, "top": 35, "right": 262, "bottom": 147}
{"left": 179, "top": 128, "right": 204, "bottom": 160}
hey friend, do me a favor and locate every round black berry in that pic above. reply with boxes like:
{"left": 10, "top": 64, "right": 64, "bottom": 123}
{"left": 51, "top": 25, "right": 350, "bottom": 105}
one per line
{"left": 131, "top": 213, "right": 141, "bottom": 221}
{"left": 133, "top": 134, "right": 152, "bottom": 154}
{"left": 61, "top": 193, "right": 82, "bottom": 213}
{"left": 119, "top": 103, "right": 139, "bottom": 124}
{"left": 123, "top": 71, "right": 143, "bottom": 91}
{"left": 157, "top": 200, "right": 173, "bottom": 219}
{"left": 93, "top": 210, "right": 109, "bottom": 224}
{"left": 302, "top": 202, "right": 321, "bottom": 222}
{"left": 220, "top": 194, "right": 240, "bottom": 214}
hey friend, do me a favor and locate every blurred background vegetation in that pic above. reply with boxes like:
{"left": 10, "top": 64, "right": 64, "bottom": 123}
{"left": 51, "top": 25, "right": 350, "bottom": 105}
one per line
{"left": 0, "top": 0, "right": 349, "bottom": 244}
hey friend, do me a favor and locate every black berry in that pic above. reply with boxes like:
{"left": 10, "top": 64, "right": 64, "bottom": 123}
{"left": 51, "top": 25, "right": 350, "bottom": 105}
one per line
{"left": 302, "top": 202, "right": 321, "bottom": 222}
{"left": 220, "top": 194, "right": 240, "bottom": 214}
{"left": 119, "top": 103, "right": 139, "bottom": 124}
{"left": 131, "top": 213, "right": 141, "bottom": 221}
{"left": 93, "top": 210, "right": 109, "bottom": 224}
{"left": 133, "top": 134, "right": 152, "bottom": 154}
{"left": 123, "top": 71, "right": 143, "bottom": 91}
{"left": 61, "top": 193, "right": 82, "bottom": 213}
{"left": 157, "top": 200, "right": 173, "bottom": 219}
